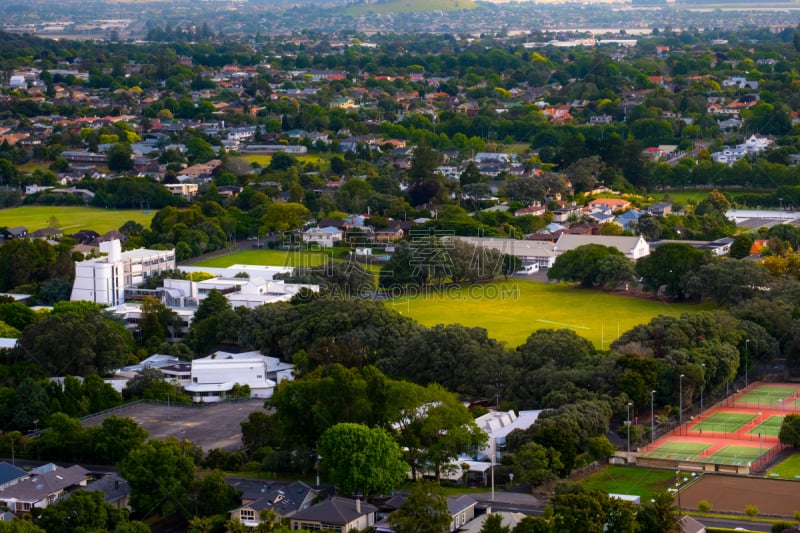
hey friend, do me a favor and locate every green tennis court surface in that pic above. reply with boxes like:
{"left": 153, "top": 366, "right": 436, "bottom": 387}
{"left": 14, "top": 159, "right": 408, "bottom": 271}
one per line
{"left": 691, "top": 412, "right": 755, "bottom": 434}
{"left": 707, "top": 445, "right": 763, "bottom": 465}
{"left": 747, "top": 415, "right": 783, "bottom": 438}
{"left": 736, "top": 385, "right": 797, "bottom": 408}
{"left": 646, "top": 441, "right": 710, "bottom": 460}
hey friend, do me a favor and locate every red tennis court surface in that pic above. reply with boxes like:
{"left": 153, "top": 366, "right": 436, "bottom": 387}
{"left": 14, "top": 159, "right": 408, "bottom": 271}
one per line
{"left": 637, "top": 382, "right": 800, "bottom": 474}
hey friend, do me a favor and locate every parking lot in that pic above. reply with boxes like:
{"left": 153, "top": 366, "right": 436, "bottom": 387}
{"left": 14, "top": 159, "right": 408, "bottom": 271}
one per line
{"left": 82, "top": 399, "right": 267, "bottom": 452}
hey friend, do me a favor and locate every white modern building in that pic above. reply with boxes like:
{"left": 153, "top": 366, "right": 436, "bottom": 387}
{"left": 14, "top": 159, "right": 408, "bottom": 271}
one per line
{"left": 711, "top": 135, "right": 772, "bottom": 166}
{"left": 474, "top": 410, "right": 542, "bottom": 463}
{"left": 70, "top": 240, "right": 176, "bottom": 305}
{"left": 184, "top": 350, "right": 285, "bottom": 402}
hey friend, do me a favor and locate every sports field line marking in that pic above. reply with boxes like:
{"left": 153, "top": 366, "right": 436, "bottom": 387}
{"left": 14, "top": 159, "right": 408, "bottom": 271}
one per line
{"left": 535, "top": 319, "right": 591, "bottom": 330}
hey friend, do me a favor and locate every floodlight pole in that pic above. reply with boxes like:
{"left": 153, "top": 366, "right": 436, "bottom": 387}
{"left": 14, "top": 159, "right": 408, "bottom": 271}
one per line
{"left": 745, "top": 339, "right": 750, "bottom": 388}
{"left": 679, "top": 374, "right": 685, "bottom": 427}
{"left": 651, "top": 390, "right": 656, "bottom": 444}
{"left": 700, "top": 363, "right": 706, "bottom": 412}
{"left": 626, "top": 402, "right": 632, "bottom": 455}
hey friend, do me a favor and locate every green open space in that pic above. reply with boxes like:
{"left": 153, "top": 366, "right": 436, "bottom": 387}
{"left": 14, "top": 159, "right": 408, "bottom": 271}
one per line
{"left": 581, "top": 465, "right": 677, "bottom": 501}
{"left": 707, "top": 445, "right": 763, "bottom": 465}
{"left": 195, "top": 248, "right": 333, "bottom": 268}
{"left": 642, "top": 441, "right": 710, "bottom": 461}
{"left": 242, "top": 154, "right": 327, "bottom": 169}
{"left": 692, "top": 412, "right": 755, "bottom": 435}
{"left": 766, "top": 452, "right": 800, "bottom": 480}
{"left": 389, "top": 280, "right": 713, "bottom": 349}
{"left": 746, "top": 415, "right": 783, "bottom": 438}
{"left": 0, "top": 206, "right": 154, "bottom": 234}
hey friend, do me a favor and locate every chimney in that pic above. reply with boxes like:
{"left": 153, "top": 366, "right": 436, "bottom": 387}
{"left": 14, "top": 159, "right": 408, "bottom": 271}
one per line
{"left": 356, "top": 498, "right": 361, "bottom": 514}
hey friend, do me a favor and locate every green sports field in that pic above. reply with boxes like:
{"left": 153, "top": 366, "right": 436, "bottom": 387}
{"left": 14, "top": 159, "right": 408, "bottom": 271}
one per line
{"left": 243, "top": 154, "right": 327, "bottom": 169}
{"left": 195, "top": 249, "right": 332, "bottom": 268}
{"left": 582, "top": 465, "right": 677, "bottom": 501}
{"left": 707, "top": 445, "right": 763, "bottom": 465}
{"left": 646, "top": 441, "right": 710, "bottom": 461}
{"left": 747, "top": 415, "right": 783, "bottom": 438}
{"left": 766, "top": 452, "right": 800, "bottom": 480}
{"left": 388, "top": 280, "right": 712, "bottom": 349}
{"left": 735, "top": 385, "right": 798, "bottom": 408}
{"left": 0, "top": 206, "right": 154, "bottom": 234}
{"left": 692, "top": 412, "right": 755, "bottom": 435}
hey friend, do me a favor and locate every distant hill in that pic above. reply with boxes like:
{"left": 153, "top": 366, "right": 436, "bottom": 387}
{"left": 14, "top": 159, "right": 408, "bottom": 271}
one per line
{"left": 676, "top": 0, "right": 795, "bottom": 3}
{"left": 343, "top": 0, "right": 478, "bottom": 16}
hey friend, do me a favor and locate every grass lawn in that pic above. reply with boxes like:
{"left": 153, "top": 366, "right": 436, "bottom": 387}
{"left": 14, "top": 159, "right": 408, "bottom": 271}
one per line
{"left": 0, "top": 206, "right": 154, "bottom": 234}
{"left": 581, "top": 465, "right": 677, "bottom": 501}
{"left": 693, "top": 412, "right": 755, "bottom": 434}
{"left": 388, "top": 280, "right": 712, "bottom": 349}
{"left": 645, "top": 441, "right": 710, "bottom": 461}
{"left": 195, "top": 249, "right": 333, "bottom": 268}
{"left": 243, "top": 154, "right": 328, "bottom": 169}
{"left": 766, "top": 452, "right": 800, "bottom": 480}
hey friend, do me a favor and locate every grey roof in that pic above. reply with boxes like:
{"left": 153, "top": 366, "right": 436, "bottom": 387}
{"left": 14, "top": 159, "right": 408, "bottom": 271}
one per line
{"left": 239, "top": 481, "right": 316, "bottom": 517}
{"left": 290, "top": 496, "right": 377, "bottom": 524}
{"left": 80, "top": 473, "right": 129, "bottom": 504}
{"left": 0, "top": 462, "right": 27, "bottom": 486}
{"left": 0, "top": 465, "right": 90, "bottom": 503}
{"left": 447, "top": 494, "right": 477, "bottom": 514}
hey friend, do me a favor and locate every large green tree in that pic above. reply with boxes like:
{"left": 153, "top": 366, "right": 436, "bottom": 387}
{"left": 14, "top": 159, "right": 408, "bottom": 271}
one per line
{"left": 548, "top": 244, "right": 627, "bottom": 288}
{"left": 388, "top": 480, "right": 450, "bottom": 533}
{"left": 119, "top": 438, "right": 196, "bottom": 519}
{"left": 318, "top": 422, "right": 407, "bottom": 497}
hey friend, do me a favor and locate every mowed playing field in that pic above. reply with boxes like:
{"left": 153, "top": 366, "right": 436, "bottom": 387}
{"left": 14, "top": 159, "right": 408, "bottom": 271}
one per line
{"left": 387, "top": 280, "right": 709, "bottom": 349}
{"left": 0, "top": 206, "right": 154, "bottom": 234}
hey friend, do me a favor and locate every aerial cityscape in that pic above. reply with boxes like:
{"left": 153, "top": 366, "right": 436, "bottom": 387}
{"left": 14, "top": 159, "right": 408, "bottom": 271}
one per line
{"left": 2, "top": 0, "right": 800, "bottom": 532}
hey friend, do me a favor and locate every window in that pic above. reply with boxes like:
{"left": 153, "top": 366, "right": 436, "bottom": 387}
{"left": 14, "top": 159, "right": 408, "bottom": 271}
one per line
{"left": 240, "top": 509, "right": 255, "bottom": 521}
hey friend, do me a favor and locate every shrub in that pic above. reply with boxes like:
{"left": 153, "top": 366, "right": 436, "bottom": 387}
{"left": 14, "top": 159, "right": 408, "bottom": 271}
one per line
{"left": 697, "top": 500, "right": 711, "bottom": 512}
{"left": 745, "top": 504, "right": 758, "bottom": 517}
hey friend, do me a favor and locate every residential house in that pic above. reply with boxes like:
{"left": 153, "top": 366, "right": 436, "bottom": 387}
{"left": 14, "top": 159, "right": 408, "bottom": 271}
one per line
{"left": 0, "top": 463, "right": 27, "bottom": 491}
{"left": 514, "top": 205, "right": 547, "bottom": 217}
{"left": 289, "top": 497, "right": 377, "bottom": 532}
{"left": 374, "top": 494, "right": 477, "bottom": 533}
{"left": 646, "top": 202, "right": 673, "bottom": 217}
{"left": 0, "top": 464, "right": 90, "bottom": 513}
{"left": 552, "top": 205, "right": 584, "bottom": 223}
{"left": 711, "top": 135, "right": 772, "bottom": 166}
{"left": 446, "top": 236, "right": 558, "bottom": 270}
{"left": 229, "top": 481, "right": 318, "bottom": 528}
{"left": 303, "top": 226, "right": 343, "bottom": 247}
{"left": 76, "top": 473, "right": 130, "bottom": 510}
{"left": 460, "top": 512, "right": 528, "bottom": 533}
{"left": 587, "top": 198, "right": 631, "bottom": 213}
{"left": 0, "top": 227, "right": 27, "bottom": 240}
{"left": 555, "top": 234, "right": 650, "bottom": 260}
{"left": 164, "top": 182, "right": 199, "bottom": 200}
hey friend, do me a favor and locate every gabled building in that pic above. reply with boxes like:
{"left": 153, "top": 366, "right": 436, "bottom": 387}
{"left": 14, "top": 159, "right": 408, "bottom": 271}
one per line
{"left": 555, "top": 234, "right": 650, "bottom": 260}
{"left": 0, "top": 464, "right": 90, "bottom": 513}
{"left": 229, "top": 481, "right": 318, "bottom": 528}
{"left": 0, "top": 462, "right": 27, "bottom": 491}
{"left": 289, "top": 497, "right": 377, "bottom": 532}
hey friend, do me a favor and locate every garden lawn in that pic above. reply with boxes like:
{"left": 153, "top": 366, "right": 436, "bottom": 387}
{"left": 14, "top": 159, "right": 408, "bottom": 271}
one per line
{"left": 766, "top": 452, "right": 800, "bottom": 480}
{"left": 582, "top": 465, "right": 677, "bottom": 501}
{"left": 0, "top": 206, "right": 154, "bottom": 234}
{"left": 389, "top": 280, "right": 712, "bottom": 349}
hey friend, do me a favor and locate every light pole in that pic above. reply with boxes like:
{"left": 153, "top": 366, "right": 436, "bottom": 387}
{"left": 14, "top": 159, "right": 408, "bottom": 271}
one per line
{"left": 679, "top": 374, "right": 685, "bottom": 427}
{"left": 745, "top": 339, "right": 750, "bottom": 388}
{"left": 626, "top": 402, "right": 632, "bottom": 454}
{"left": 651, "top": 390, "right": 656, "bottom": 444}
{"left": 700, "top": 363, "right": 706, "bottom": 413}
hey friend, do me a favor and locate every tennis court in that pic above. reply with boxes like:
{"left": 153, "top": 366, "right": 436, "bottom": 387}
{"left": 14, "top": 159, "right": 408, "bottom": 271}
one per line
{"left": 691, "top": 412, "right": 755, "bottom": 434}
{"left": 638, "top": 382, "right": 800, "bottom": 473}
{"left": 735, "top": 384, "right": 798, "bottom": 409}
{"left": 746, "top": 415, "right": 783, "bottom": 438}
{"left": 706, "top": 445, "right": 763, "bottom": 465}
{"left": 645, "top": 440, "right": 710, "bottom": 461}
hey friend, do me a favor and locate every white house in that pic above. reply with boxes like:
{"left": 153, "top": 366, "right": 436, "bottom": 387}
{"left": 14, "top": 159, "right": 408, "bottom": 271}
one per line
{"left": 555, "top": 234, "right": 651, "bottom": 261}
{"left": 711, "top": 135, "right": 772, "bottom": 166}
{"left": 303, "top": 226, "right": 343, "bottom": 247}
{"left": 70, "top": 240, "right": 176, "bottom": 305}
{"left": 184, "top": 351, "right": 278, "bottom": 402}
{"left": 474, "top": 410, "right": 542, "bottom": 463}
